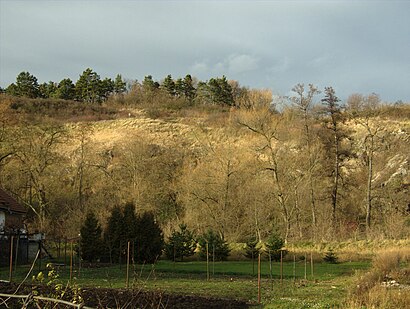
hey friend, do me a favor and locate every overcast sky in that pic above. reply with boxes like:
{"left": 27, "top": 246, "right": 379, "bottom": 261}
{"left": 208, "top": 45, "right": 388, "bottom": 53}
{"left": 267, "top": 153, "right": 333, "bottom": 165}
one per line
{"left": 1, "top": 0, "right": 409, "bottom": 102}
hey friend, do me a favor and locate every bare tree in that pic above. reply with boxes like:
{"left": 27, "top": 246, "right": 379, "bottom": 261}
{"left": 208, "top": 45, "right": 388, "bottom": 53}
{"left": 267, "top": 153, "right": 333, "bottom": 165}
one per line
{"left": 291, "top": 83, "right": 320, "bottom": 238}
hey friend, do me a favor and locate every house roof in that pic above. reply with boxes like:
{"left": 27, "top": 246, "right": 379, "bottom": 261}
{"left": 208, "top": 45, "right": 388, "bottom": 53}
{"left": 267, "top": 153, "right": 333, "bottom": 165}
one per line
{"left": 0, "top": 187, "right": 27, "bottom": 214}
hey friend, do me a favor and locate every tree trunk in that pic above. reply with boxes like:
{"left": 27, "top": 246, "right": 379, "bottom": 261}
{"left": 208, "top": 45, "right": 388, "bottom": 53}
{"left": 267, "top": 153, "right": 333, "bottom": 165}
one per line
{"left": 366, "top": 137, "right": 374, "bottom": 234}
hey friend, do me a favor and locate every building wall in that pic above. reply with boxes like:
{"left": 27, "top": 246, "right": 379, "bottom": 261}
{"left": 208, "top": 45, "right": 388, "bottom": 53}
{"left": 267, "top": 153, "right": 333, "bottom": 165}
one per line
{"left": 0, "top": 211, "right": 5, "bottom": 230}
{"left": 5, "top": 213, "right": 24, "bottom": 230}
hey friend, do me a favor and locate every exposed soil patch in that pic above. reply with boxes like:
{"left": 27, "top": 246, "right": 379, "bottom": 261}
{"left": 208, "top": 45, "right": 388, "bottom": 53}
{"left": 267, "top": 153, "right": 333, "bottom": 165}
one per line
{"left": 0, "top": 281, "right": 251, "bottom": 308}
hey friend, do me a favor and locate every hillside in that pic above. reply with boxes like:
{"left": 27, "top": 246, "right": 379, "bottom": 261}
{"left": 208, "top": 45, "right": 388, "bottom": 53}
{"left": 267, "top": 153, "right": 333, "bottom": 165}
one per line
{"left": 0, "top": 95, "right": 409, "bottom": 243}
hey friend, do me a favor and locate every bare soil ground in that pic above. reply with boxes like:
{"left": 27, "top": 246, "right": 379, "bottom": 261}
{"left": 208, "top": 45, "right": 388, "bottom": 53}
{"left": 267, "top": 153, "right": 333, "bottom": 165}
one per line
{"left": 0, "top": 281, "right": 251, "bottom": 308}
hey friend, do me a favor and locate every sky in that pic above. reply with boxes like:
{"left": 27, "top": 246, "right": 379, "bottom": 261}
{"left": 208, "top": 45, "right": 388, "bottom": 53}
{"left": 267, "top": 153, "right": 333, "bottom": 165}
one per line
{"left": 1, "top": 0, "right": 409, "bottom": 102}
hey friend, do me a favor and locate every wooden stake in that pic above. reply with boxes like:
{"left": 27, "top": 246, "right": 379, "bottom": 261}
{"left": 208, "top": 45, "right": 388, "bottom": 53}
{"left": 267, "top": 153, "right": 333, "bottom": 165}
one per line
{"left": 257, "top": 253, "right": 261, "bottom": 304}
{"left": 310, "top": 251, "right": 314, "bottom": 279}
{"left": 293, "top": 255, "right": 296, "bottom": 284}
{"left": 206, "top": 242, "right": 209, "bottom": 281}
{"left": 280, "top": 250, "right": 283, "bottom": 287}
{"left": 126, "top": 241, "right": 130, "bottom": 288}
{"left": 69, "top": 241, "right": 73, "bottom": 283}
{"left": 9, "top": 236, "right": 14, "bottom": 282}
{"left": 14, "top": 235, "right": 20, "bottom": 271}
{"left": 212, "top": 244, "right": 215, "bottom": 276}
{"left": 304, "top": 253, "right": 307, "bottom": 280}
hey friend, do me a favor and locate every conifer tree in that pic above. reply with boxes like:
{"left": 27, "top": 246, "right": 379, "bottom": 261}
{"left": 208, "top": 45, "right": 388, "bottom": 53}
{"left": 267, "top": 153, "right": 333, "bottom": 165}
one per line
{"left": 135, "top": 212, "right": 164, "bottom": 263}
{"left": 198, "top": 230, "right": 230, "bottom": 261}
{"left": 80, "top": 212, "right": 103, "bottom": 262}
{"left": 104, "top": 206, "right": 124, "bottom": 263}
{"left": 165, "top": 223, "right": 196, "bottom": 261}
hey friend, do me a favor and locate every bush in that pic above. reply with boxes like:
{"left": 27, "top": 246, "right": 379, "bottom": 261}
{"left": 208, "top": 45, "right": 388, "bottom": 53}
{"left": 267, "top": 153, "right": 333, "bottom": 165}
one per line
{"left": 165, "top": 224, "right": 196, "bottom": 261}
{"left": 197, "top": 230, "right": 230, "bottom": 261}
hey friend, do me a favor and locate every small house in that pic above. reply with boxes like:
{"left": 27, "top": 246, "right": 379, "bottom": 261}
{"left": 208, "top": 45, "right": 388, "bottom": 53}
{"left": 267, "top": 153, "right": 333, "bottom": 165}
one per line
{"left": 0, "top": 187, "right": 26, "bottom": 232}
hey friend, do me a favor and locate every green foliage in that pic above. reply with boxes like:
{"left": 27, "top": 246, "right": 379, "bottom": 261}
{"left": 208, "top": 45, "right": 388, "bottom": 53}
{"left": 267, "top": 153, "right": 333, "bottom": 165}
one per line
{"left": 162, "top": 74, "right": 176, "bottom": 96}
{"left": 80, "top": 211, "right": 103, "bottom": 262}
{"left": 8, "top": 71, "right": 40, "bottom": 98}
{"left": 113, "top": 74, "right": 126, "bottom": 94}
{"left": 183, "top": 74, "right": 196, "bottom": 102}
{"left": 165, "top": 223, "right": 196, "bottom": 261}
{"left": 104, "top": 203, "right": 164, "bottom": 264}
{"left": 135, "top": 211, "right": 164, "bottom": 264}
{"left": 323, "top": 249, "right": 338, "bottom": 263}
{"left": 265, "top": 233, "right": 286, "bottom": 261}
{"left": 104, "top": 206, "right": 124, "bottom": 263}
{"left": 198, "top": 230, "right": 230, "bottom": 261}
{"left": 208, "top": 76, "right": 234, "bottom": 106}
{"left": 39, "top": 81, "right": 58, "bottom": 99}
{"left": 75, "top": 68, "right": 102, "bottom": 103}
{"left": 55, "top": 78, "right": 76, "bottom": 100}
{"left": 32, "top": 263, "right": 83, "bottom": 305}
{"left": 244, "top": 238, "right": 261, "bottom": 260}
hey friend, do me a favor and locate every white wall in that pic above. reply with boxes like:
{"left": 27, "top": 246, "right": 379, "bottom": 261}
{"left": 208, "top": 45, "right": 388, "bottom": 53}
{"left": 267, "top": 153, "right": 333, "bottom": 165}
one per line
{"left": 0, "top": 211, "right": 5, "bottom": 230}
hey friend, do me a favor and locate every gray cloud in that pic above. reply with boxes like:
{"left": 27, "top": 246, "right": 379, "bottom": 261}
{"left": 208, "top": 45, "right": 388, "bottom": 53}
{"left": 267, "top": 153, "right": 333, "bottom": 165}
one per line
{"left": 1, "top": 0, "right": 409, "bottom": 102}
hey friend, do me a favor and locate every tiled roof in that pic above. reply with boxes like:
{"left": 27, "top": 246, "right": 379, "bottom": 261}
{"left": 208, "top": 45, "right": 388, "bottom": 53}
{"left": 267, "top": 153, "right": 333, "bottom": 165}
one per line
{"left": 0, "top": 187, "right": 27, "bottom": 214}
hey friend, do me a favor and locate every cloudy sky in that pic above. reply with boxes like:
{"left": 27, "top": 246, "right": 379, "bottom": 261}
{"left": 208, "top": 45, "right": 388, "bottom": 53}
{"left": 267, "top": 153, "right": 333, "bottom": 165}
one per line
{"left": 1, "top": 0, "right": 409, "bottom": 102}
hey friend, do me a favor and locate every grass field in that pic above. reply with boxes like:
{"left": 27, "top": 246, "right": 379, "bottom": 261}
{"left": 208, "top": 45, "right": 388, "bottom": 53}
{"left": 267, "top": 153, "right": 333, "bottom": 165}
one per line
{"left": 1, "top": 258, "right": 370, "bottom": 308}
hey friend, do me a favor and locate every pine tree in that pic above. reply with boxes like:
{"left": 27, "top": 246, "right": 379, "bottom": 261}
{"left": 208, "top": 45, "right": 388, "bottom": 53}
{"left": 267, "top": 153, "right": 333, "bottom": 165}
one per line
{"left": 183, "top": 74, "right": 196, "bottom": 102}
{"left": 135, "top": 212, "right": 164, "bottom": 264}
{"left": 113, "top": 74, "right": 127, "bottom": 94}
{"left": 265, "top": 233, "right": 285, "bottom": 261}
{"left": 80, "top": 212, "right": 103, "bottom": 262}
{"left": 104, "top": 206, "right": 124, "bottom": 263}
{"left": 55, "top": 78, "right": 75, "bottom": 100}
{"left": 162, "top": 74, "right": 176, "bottom": 96}
{"left": 165, "top": 224, "right": 196, "bottom": 261}
{"left": 198, "top": 230, "right": 230, "bottom": 261}
{"left": 75, "top": 68, "right": 101, "bottom": 103}
{"left": 15, "top": 71, "right": 40, "bottom": 98}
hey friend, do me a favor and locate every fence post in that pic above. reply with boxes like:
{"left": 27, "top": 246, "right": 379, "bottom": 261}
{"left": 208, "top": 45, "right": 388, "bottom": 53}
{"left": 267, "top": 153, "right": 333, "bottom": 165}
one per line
{"left": 9, "top": 235, "right": 14, "bottom": 282}
{"left": 69, "top": 241, "right": 73, "bottom": 283}
{"left": 257, "top": 253, "right": 261, "bottom": 304}
{"left": 212, "top": 244, "right": 215, "bottom": 276}
{"left": 126, "top": 241, "right": 130, "bottom": 288}
{"left": 304, "top": 253, "right": 307, "bottom": 280}
{"left": 206, "top": 242, "right": 209, "bottom": 281}
{"left": 311, "top": 251, "right": 314, "bottom": 279}
{"left": 14, "top": 234, "right": 20, "bottom": 271}
{"left": 280, "top": 250, "right": 283, "bottom": 287}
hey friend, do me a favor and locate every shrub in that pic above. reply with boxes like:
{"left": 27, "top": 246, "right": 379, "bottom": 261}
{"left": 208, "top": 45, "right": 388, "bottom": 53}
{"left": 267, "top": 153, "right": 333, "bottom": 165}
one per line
{"left": 165, "top": 224, "right": 196, "bottom": 261}
{"left": 197, "top": 230, "right": 230, "bottom": 261}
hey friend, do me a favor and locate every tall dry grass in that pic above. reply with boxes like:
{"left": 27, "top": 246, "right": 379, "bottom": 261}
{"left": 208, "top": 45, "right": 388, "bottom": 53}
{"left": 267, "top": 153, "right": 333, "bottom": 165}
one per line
{"left": 345, "top": 248, "right": 410, "bottom": 309}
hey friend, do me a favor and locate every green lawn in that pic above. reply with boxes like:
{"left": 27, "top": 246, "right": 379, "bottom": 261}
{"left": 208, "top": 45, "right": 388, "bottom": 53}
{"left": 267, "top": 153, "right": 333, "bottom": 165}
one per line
{"left": 1, "top": 259, "right": 370, "bottom": 308}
